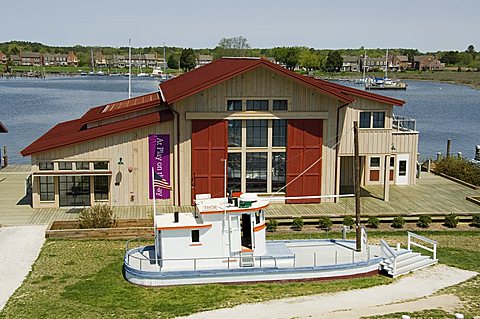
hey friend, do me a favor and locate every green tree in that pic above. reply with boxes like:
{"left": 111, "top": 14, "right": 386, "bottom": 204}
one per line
{"left": 324, "top": 50, "right": 343, "bottom": 72}
{"left": 179, "top": 48, "right": 196, "bottom": 71}
{"left": 466, "top": 44, "right": 476, "bottom": 59}
{"left": 167, "top": 54, "right": 179, "bottom": 69}
{"left": 299, "top": 49, "right": 321, "bottom": 71}
{"left": 214, "top": 36, "right": 250, "bottom": 58}
{"left": 272, "top": 47, "right": 300, "bottom": 70}
{"left": 440, "top": 51, "right": 460, "bottom": 65}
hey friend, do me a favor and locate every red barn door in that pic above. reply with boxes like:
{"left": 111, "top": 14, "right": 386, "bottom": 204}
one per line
{"left": 191, "top": 120, "right": 227, "bottom": 204}
{"left": 286, "top": 119, "right": 323, "bottom": 204}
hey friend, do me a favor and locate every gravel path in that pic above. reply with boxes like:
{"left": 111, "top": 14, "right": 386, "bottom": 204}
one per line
{"left": 0, "top": 225, "right": 47, "bottom": 310}
{"left": 179, "top": 264, "right": 477, "bottom": 319}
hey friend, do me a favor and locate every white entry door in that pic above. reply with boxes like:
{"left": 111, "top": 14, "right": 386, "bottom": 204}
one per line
{"left": 229, "top": 215, "right": 241, "bottom": 253}
{"left": 396, "top": 154, "right": 409, "bottom": 185}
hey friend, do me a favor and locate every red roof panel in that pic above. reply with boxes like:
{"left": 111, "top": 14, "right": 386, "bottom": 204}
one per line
{"left": 21, "top": 109, "right": 173, "bottom": 156}
{"left": 159, "top": 57, "right": 404, "bottom": 106}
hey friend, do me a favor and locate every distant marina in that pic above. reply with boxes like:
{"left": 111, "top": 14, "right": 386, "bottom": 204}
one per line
{"left": 0, "top": 76, "right": 478, "bottom": 164}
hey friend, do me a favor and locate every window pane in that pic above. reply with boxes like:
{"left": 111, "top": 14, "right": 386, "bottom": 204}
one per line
{"left": 272, "top": 120, "right": 287, "bottom": 147}
{"left": 227, "top": 99, "right": 242, "bottom": 111}
{"left": 58, "top": 162, "right": 72, "bottom": 170}
{"left": 373, "top": 112, "right": 385, "bottom": 128}
{"left": 370, "top": 157, "right": 380, "bottom": 167}
{"left": 39, "top": 162, "right": 54, "bottom": 170}
{"left": 246, "top": 152, "right": 267, "bottom": 193}
{"left": 246, "top": 120, "right": 267, "bottom": 147}
{"left": 59, "top": 176, "right": 91, "bottom": 206}
{"left": 272, "top": 100, "right": 288, "bottom": 110}
{"left": 228, "top": 120, "right": 242, "bottom": 147}
{"left": 76, "top": 162, "right": 89, "bottom": 170}
{"left": 94, "top": 176, "right": 109, "bottom": 200}
{"left": 227, "top": 153, "right": 241, "bottom": 192}
{"left": 272, "top": 152, "right": 286, "bottom": 192}
{"left": 399, "top": 160, "right": 407, "bottom": 176}
{"left": 390, "top": 157, "right": 395, "bottom": 167}
{"left": 94, "top": 161, "right": 109, "bottom": 170}
{"left": 246, "top": 100, "right": 268, "bottom": 111}
{"left": 359, "top": 112, "right": 371, "bottom": 128}
{"left": 39, "top": 176, "right": 54, "bottom": 201}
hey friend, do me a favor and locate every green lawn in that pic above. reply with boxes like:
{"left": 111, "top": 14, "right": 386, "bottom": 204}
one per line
{"left": 1, "top": 231, "right": 478, "bottom": 319}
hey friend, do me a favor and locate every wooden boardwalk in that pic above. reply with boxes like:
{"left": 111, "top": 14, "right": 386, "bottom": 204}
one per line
{"left": 0, "top": 168, "right": 479, "bottom": 226}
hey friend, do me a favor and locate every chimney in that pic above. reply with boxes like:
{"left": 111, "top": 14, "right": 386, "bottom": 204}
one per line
{"left": 173, "top": 212, "right": 179, "bottom": 223}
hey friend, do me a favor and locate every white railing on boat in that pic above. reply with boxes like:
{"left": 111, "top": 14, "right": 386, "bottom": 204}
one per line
{"left": 407, "top": 232, "right": 437, "bottom": 260}
{"left": 125, "top": 236, "right": 376, "bottom": 272}
{"left": 380, "top": 239, "right": 398, "bottom": 274}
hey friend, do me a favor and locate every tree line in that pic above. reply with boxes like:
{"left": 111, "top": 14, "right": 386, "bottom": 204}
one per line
{"left": 1, "top": 39, "right": 479, "bottom": 72}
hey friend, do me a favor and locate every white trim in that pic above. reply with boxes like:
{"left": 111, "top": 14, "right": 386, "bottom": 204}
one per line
{"left": 159, "top": 87, "right": 166, "bottom": 103}
{"left": 186, "top": 111, "right": 329, "bottom": 120}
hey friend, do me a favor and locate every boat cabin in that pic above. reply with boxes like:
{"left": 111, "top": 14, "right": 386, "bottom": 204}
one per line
{"left": 154, "top": 193, "right": 268, "bottom": 270}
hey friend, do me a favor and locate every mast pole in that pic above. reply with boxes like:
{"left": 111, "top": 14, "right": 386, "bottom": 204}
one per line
{"left": 163, "top": 42, "right": 166, "bottom": 75}
{"left": 354, "top": 121, "right": 362, "bottom": 252}
{"left": 385, "top": 48, "right": 389, "bottom": 78}
{"left": 363, "top": 49, "right": 367, "bottom": 80}
{"left": 128, "top": 39, "right": 132, "bottom": 99}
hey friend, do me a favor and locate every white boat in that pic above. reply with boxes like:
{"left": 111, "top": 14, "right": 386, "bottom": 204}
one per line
{"left": 150, "top": 67, "right": 164, "bottom": 78}
{"left": 137, "top": 72, "right": 149, "bottom": 77}
{"left": 96, "top": 70, "right": 105, "bottom": 76}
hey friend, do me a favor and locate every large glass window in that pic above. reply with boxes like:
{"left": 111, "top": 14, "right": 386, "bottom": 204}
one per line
{"left": 227, "top": 100, "right": 242, "bottom": 111}
{"left": 58, "top": 176, "right": 91, "bottom": 207}
{"left": 272, "top": 100, "right": 288, "bottom": 110}
{"left": 246, "top": 120, "right": 267, "bottom": 147}
{"left": 272, "top": 152, "right": 286, "bottom": 192}
{"left": 227, "top": 153, "right": 241, "bottom": 192}
{"left": 246, "top": 100, "right": 268, "bottom": 111}
{"left": 39, "top": 162, "right": 54, "bottom": 170}
{"left": 359, "top": 112, "right": 371, "bottom": 128}
{"left": 228, "top": 120, "right": 242, "bottom": 147}
{"left": 373, "top": 112, "right": 385, "bottom": 128}
{"left": 246, "top": 152, "right": 267, "bottom": 193}
{"left": 272, "top": 120, "right": 287, "bottom": 147}
{"left": 94, "top": 176, "right": 109, "bottom": 200}
{"left": 39, "top": 176, "right": 55, "bottom": 201}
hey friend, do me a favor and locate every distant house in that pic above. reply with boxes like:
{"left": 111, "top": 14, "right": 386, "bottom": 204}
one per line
{"left": 196, "top": 54, "right": 213, "bottom": 68}
{"left": 144, "top": 54, "right": 157, "bottom": 68}
{"left": 0, "top": 51, "right": 7, "bottom": 64}
{"left": 44, "top": 53, "right": 68, "bottom": 66}
{"left": 413, "top": 55, "right": 445, "bottom": 71}
{"left": 391, "top": 55, "right": 410, "bottom": 71}
{"left": 95, "top": 52, "right": 107, "bottom": 68}
{"left": 360, "top": 56, "right": 387, "bottom": 72}
{"left": 67, "top": 51, "right": 79, "bottom": 67}
{"left": 21, "top": 52, "right": 42, "bottom": 66}
{"left": 340, "top": 56, "right": 360, "bottom": 72}
{"left": 10, "top": 55, "right": 21, "bottom": 66}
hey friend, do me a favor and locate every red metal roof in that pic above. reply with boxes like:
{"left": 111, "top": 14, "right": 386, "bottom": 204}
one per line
{"left": 159, "top": 57, "right": 404, "bottom": 106}
{"left": 21, "top": 109, "right": 173, "bottom": 156}
{"left": 80, "top": 92, "right": 161, "bottom": 124}
{"left": 0, "top": 121, "right": 7, "bottom": 133}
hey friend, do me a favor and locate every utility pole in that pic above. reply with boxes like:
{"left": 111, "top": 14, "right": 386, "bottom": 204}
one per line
{"left": 354, "top": 121, "right": 362, "bottom": 252}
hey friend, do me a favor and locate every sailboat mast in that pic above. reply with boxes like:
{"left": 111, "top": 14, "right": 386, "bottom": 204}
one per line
{"left": 128, "top": 39, "right": 132, "bottom": 99}
{"left": 362, "top": 49, "right": 367, "bottom": 80}
{"left": 163, "top": 42, "right": 166, "bottom": 75}
{"left": 385, "top": 48, "right": 389, "bottom": 78}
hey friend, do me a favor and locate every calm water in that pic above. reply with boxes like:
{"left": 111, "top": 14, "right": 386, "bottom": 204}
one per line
{"left": 0, "top": 77, "right": 478, "bottom": 164}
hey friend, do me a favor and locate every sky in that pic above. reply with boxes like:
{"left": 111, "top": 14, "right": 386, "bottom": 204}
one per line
{"left": 1, "top": 0, "right": 478, "bottom": 52}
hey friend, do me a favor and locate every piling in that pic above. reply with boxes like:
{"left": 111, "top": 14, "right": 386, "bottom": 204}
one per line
{"left": 446, "top": 139, "right": 451, "bottom": 158}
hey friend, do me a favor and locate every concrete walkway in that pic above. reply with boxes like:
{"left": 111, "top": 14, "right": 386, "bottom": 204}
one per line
{"left": 0, "top": 225, "right": 47, "bottom": 311}
{"left": 179, "top": 264, "right": 477, "bottom": 319}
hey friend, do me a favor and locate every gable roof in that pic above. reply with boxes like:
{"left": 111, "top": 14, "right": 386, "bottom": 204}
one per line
{"left": 21, "top": 109, "right": 173, "bottom": 156}
{"left": 159, "top": 57, "right": 404, "bottom": 106}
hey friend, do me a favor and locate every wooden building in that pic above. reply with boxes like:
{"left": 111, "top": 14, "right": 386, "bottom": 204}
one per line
{"left": 21, "top": 57, "right": 418, "bottom": 209}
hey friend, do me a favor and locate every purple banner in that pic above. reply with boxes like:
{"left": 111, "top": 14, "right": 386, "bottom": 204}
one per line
{"left": 149, "top": 134, "right": 170, "bottom": 199}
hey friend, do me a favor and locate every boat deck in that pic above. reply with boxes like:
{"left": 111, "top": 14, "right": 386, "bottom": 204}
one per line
{"left": 124, "top": 239, "right": 386, "bottom": 286}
